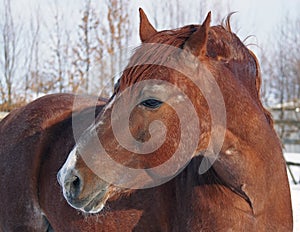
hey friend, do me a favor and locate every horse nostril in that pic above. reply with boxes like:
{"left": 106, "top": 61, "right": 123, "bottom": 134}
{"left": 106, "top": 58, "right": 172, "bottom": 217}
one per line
{"left": 68, "top": 174, "right": 82, "bottom": 197}
{"left": 72, "top": 175, "right": 81, "bottom": 190}
{"left": 62, "top": 172, "right": 83, "bottom": 199}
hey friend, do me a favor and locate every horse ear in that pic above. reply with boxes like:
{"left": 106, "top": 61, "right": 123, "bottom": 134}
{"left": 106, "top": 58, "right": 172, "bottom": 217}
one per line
{"left": 139, "top": 8, "right": 157, "bottom": 42}
{"left": 184, "top": 12, "right": 211, "bottom": 57}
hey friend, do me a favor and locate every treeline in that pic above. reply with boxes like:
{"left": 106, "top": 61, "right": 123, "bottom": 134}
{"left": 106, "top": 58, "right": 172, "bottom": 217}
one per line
{"left": 0, "top": 0, "right": 299, "bottom": 113}
{"left": 259, "top": 16, "right": 300, "bottom": 141}
{"left": 260, "top": 16, "right": 300, "bottom": 107}
{"left": 0, "top": 0, "right": 132, "bottom": 111}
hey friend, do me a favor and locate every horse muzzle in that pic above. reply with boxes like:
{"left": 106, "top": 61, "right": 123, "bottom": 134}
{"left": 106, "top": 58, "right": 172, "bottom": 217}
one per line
{"left": 57, "top": 146, "right": 114, "bottom": 213}
{"left": 57, "top": 166, "right": 111, "bottom": 213}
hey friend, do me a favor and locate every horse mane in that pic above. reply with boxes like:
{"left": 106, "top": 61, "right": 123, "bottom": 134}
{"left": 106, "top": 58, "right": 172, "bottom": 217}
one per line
{"left": 221, "top": 13, "right": 274, "bottom": 126}
{"left": 117, "top": 15, "right": 273, "bottom": 126}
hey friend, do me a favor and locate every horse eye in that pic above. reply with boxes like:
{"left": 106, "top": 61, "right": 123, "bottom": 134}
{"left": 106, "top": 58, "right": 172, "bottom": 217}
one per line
{"left": 140, "top": 99, "right": 163, "bottom": 109}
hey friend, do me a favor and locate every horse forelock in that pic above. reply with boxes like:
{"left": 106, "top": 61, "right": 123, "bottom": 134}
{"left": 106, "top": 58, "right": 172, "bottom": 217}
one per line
{"left": 114, "top": 26, "right": 193, "bottom": 92}
{"left": 114, "top": 20, "right": 273, "bottom": 126}
{"left": 116, "top": 23, "right": 260, "bottom": 95}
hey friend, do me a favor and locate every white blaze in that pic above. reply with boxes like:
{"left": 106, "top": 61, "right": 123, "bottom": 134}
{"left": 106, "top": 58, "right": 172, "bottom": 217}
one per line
{"left": 57, "top": 147, "right": 78, "bottom": 191}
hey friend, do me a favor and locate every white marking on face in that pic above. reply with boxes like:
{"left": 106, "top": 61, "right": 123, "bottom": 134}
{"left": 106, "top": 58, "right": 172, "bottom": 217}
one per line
{"left": 71, "top": 202, "right": 105, "bottom": 214}
{"left": 85, "top": 203, "right": 105, "bottom": 214}
{"left": 176, "top": 95, "right": 184, "bottom": 102}
{"left": 104, "top": 95, "right": 116, "bottom": 111}
{"left": 57, "top": 147, "right": 78, "bottom": 189}
{"left": 68, "top": 202, "right": 105, "bottom": 214}
{"left": 225, "top": 147, "right": 237, "bottom": 156}
{"left": 64, "top": 148, "right": 78, "bottom": 170}
{"left": 71, "top": 189, "right": 108, "bottom": 214}
{"left": 143, "top": 84, "right": 166, "bottom": 92}
{"left": 141, "top": 84, "right": 186, "bottom": 105}
{"left": 141, "top": 84, "right": 168, "bottom": 100}
{"left": 94, "top": 95, "right": 116, "bottom": 129}
{"left": 97, "top": 120, "right": 104, "bottom": 125}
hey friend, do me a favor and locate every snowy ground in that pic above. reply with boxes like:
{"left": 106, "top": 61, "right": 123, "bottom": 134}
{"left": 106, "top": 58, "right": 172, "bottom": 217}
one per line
{"left": 291, "top": 185, "right": 300, "bottom": 232}
{"left": 284, "top": 153, "right": 300, "bottom": 232}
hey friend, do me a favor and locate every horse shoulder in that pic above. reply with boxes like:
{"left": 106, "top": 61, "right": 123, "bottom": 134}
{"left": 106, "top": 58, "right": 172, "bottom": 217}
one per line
{"left": 0, "top": 93, "right": 105, "bottom": 231}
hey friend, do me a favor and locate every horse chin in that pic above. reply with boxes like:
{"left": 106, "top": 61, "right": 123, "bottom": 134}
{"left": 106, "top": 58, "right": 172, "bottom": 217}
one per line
{"left": 66, "top": 188, "right": 110, "bottom": 214}
{"left": 82, "top": 190, "right": 110, "bottom": 214}
{"left": 82, "top": 201, "right": 105, "bottom": 214}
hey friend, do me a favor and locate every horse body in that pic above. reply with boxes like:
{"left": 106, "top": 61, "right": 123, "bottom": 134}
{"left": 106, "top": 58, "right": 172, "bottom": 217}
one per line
{"left": 0, "top": 93, "right": 176, "bottom": 231}
{"left": 0, "top": 94, "right": 108, "bottom": 231}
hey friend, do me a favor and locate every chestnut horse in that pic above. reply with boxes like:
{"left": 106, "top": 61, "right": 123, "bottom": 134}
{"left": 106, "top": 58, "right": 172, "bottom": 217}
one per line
{"left": 58, "top": 9, "right": 293, "bottom": 231}
{"left": 0, "top": 9, "right": 293, "bottom": 232}
{"left": 0, "top": 93, "right": 114, "bottom": 231}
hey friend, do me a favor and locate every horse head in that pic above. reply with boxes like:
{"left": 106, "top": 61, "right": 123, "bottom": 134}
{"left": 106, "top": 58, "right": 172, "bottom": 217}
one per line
{"left": 57, "top": 9, "right": 292, "bottom": 231}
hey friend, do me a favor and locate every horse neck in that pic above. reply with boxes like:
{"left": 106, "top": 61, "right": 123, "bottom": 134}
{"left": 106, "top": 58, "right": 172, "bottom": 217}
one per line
{"left": 219, "top": 126, "right": 292, "bottom": 230}
{"left": 166, "top": 94, "right": 292, "bottom": 229}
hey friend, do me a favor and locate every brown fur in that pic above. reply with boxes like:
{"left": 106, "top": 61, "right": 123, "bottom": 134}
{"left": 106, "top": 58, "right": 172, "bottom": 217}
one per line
{"left": 0, "top": 9, "right": 293, "bottom": 232}
{"left": 0, "top": 94, "right": 108, "bottom": 231}
{"left": 59, "top": 9, "right": 293, "bottom": 231}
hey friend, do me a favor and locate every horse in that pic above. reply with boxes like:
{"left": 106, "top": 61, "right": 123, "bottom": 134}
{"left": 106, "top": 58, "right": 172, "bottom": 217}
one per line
{"left": 0, "top": 93, "right": 115, "bottom": 231}
{"left": 57, "top": 8, "right": 293, "bottom": 231}
{"left": 1, "top": 92, "right": 167, "bottom": 231}
{"left": 0, "top": 9, "right": 293, "bottom": 231}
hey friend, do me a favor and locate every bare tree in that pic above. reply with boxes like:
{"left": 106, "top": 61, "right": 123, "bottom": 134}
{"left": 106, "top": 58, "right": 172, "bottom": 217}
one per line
{"left": 261, "top": 15, "right": 300, "bottom": 143}
{"left": 72, "top": 0, "right": 100, "bottom": 93}
{"left": 106, "top": 0, "right": 131, "bottom": 90}
{"left": 24, "top": 5, "right": 41, "bottom": 100}
{"left": 40, "top": 0, "right": 75, "bottom": 95}
{"left": 264, "top": 15, "right": 300, "bottom": 106}
{"left": 0, "top": 0, "right": 22, "bottom": 110}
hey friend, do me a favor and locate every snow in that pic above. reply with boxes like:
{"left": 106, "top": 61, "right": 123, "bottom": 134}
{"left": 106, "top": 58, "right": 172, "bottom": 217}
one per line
{"left": 291, "top": 185, "right": 300, "bottom": 232}
{"left": 0, "top": 112, "right": 8, "bottom": 120}
{"left": 284, "top": 153, "right": 300, "bottom": 232}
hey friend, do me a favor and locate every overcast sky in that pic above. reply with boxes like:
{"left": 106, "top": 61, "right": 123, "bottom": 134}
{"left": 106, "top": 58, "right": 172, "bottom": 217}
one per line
{"left": 11, "top": 0, "right": 299, "bottom": 41}
{"left": 138, "top": 0, "right": 299, "bottom": 48}
{"left": 5, "top": 0, "right": 300, "bottom": 60}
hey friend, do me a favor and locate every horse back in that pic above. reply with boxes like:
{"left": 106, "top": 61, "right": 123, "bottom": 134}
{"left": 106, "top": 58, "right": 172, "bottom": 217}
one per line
{"left": 0, "top": 93, "right": 105, "bottom": 231}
